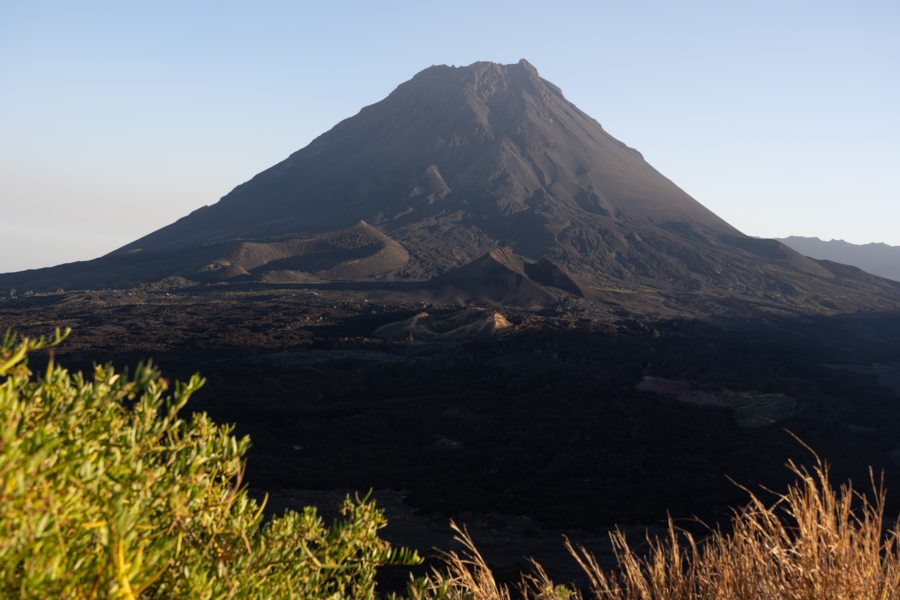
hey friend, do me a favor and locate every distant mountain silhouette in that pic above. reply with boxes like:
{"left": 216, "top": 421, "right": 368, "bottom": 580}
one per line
{"left": 2, "top": 60, "right": 899, "bottom": 313}
{"left": 778, "top": 237, "right": 900, "bottom": 283}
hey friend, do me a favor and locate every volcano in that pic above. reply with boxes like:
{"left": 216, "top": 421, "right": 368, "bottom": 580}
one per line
{"left": 4, "top": 60, "right": 899, "bottom": 313}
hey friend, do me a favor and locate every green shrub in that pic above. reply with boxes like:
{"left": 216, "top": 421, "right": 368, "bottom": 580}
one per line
{"left": 0, "top": 329, "right": 421, "bottom": 599}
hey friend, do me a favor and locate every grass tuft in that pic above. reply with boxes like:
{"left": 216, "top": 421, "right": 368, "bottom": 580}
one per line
{"left": 427, "top": 443, "right": 900, "bottom": 599}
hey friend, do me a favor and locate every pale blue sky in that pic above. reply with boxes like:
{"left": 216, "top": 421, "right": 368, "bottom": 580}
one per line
{"left": 2, "top": 0, "right": 898, "bottom": 273}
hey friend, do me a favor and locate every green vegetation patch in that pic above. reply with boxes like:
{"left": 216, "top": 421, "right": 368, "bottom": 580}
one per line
{"left": 0, "top": 329, "right": 420, "bottom": 599}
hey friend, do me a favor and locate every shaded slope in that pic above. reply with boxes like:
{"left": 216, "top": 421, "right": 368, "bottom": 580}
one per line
{"left": 431, "top": 248, "right": 557, "bottom": 306}
{"left": 524, "top": 258, "right": 586, "bottom": 298}
{"left": 429, "top": 248, "right": 578, "bottom": 306}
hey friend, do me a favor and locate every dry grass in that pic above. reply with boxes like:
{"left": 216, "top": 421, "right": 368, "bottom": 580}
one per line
{"left": 423, "top": 444, "right": 900, "bottom": 599}
{"left": 428, "top": 522, "right": 515, "bottom": 600}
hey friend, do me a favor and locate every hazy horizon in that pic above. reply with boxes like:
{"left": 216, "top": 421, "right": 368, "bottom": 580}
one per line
{"left": 2, "top": 1, "right": 898, "bottom": 274}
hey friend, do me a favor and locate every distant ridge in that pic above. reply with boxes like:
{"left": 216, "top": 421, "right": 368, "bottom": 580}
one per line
{"left": 778, "top": 237, "right": 900, "bottom": 283}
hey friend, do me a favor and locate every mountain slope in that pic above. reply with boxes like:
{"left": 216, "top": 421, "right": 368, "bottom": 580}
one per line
{"left": 2, "top": 60, "right": 899, "bottom": 314}
{"left": 113, "top": 59, "right": 742, "bottom": 284}
{"left": 429, "top": 247, "right": 575, "bottom": 306}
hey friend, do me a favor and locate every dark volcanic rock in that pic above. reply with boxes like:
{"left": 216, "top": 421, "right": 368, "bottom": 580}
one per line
{"left": 431, "top": 247, "right": 561, "bottom": 306}
{"left": 5, "top": 290, "right": 900, "bottom": 580}
{"left": 3, "top": 60, "right": 900, "bottom": 314}
{"left": 524, "top": 258, "right": 586, "bottom": 298}
{"left": 118, "top": 60, "right": 736, "bottom": 262}
{"left": 427, "top": 247, "right": 587, "bottom": 306}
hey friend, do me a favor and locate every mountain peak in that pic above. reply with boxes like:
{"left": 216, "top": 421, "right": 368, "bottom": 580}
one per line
{"left": 111, "top": 59, "right": 746, "bottom": 277}
{"left": 6, "top": 60, "right": 899, "bottom": 315}
{"left": 406, "top": 59, "right": 546, "bottom": 100}
{"left": 415, "top": 59, "right": 539, "bottom": 78}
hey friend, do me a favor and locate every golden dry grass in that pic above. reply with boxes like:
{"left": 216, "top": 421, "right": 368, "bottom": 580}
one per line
{"left": 424, "top": 444, "right": 900, "bottom": 600}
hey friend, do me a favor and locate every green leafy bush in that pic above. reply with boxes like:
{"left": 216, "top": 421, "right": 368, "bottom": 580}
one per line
{"left": 0, "top": 329, "right": 420, "bottom": 599}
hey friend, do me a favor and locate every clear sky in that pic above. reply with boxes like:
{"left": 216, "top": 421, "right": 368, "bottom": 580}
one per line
{"left": 2, "top": 0, "right": 898, "bottom": 273}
